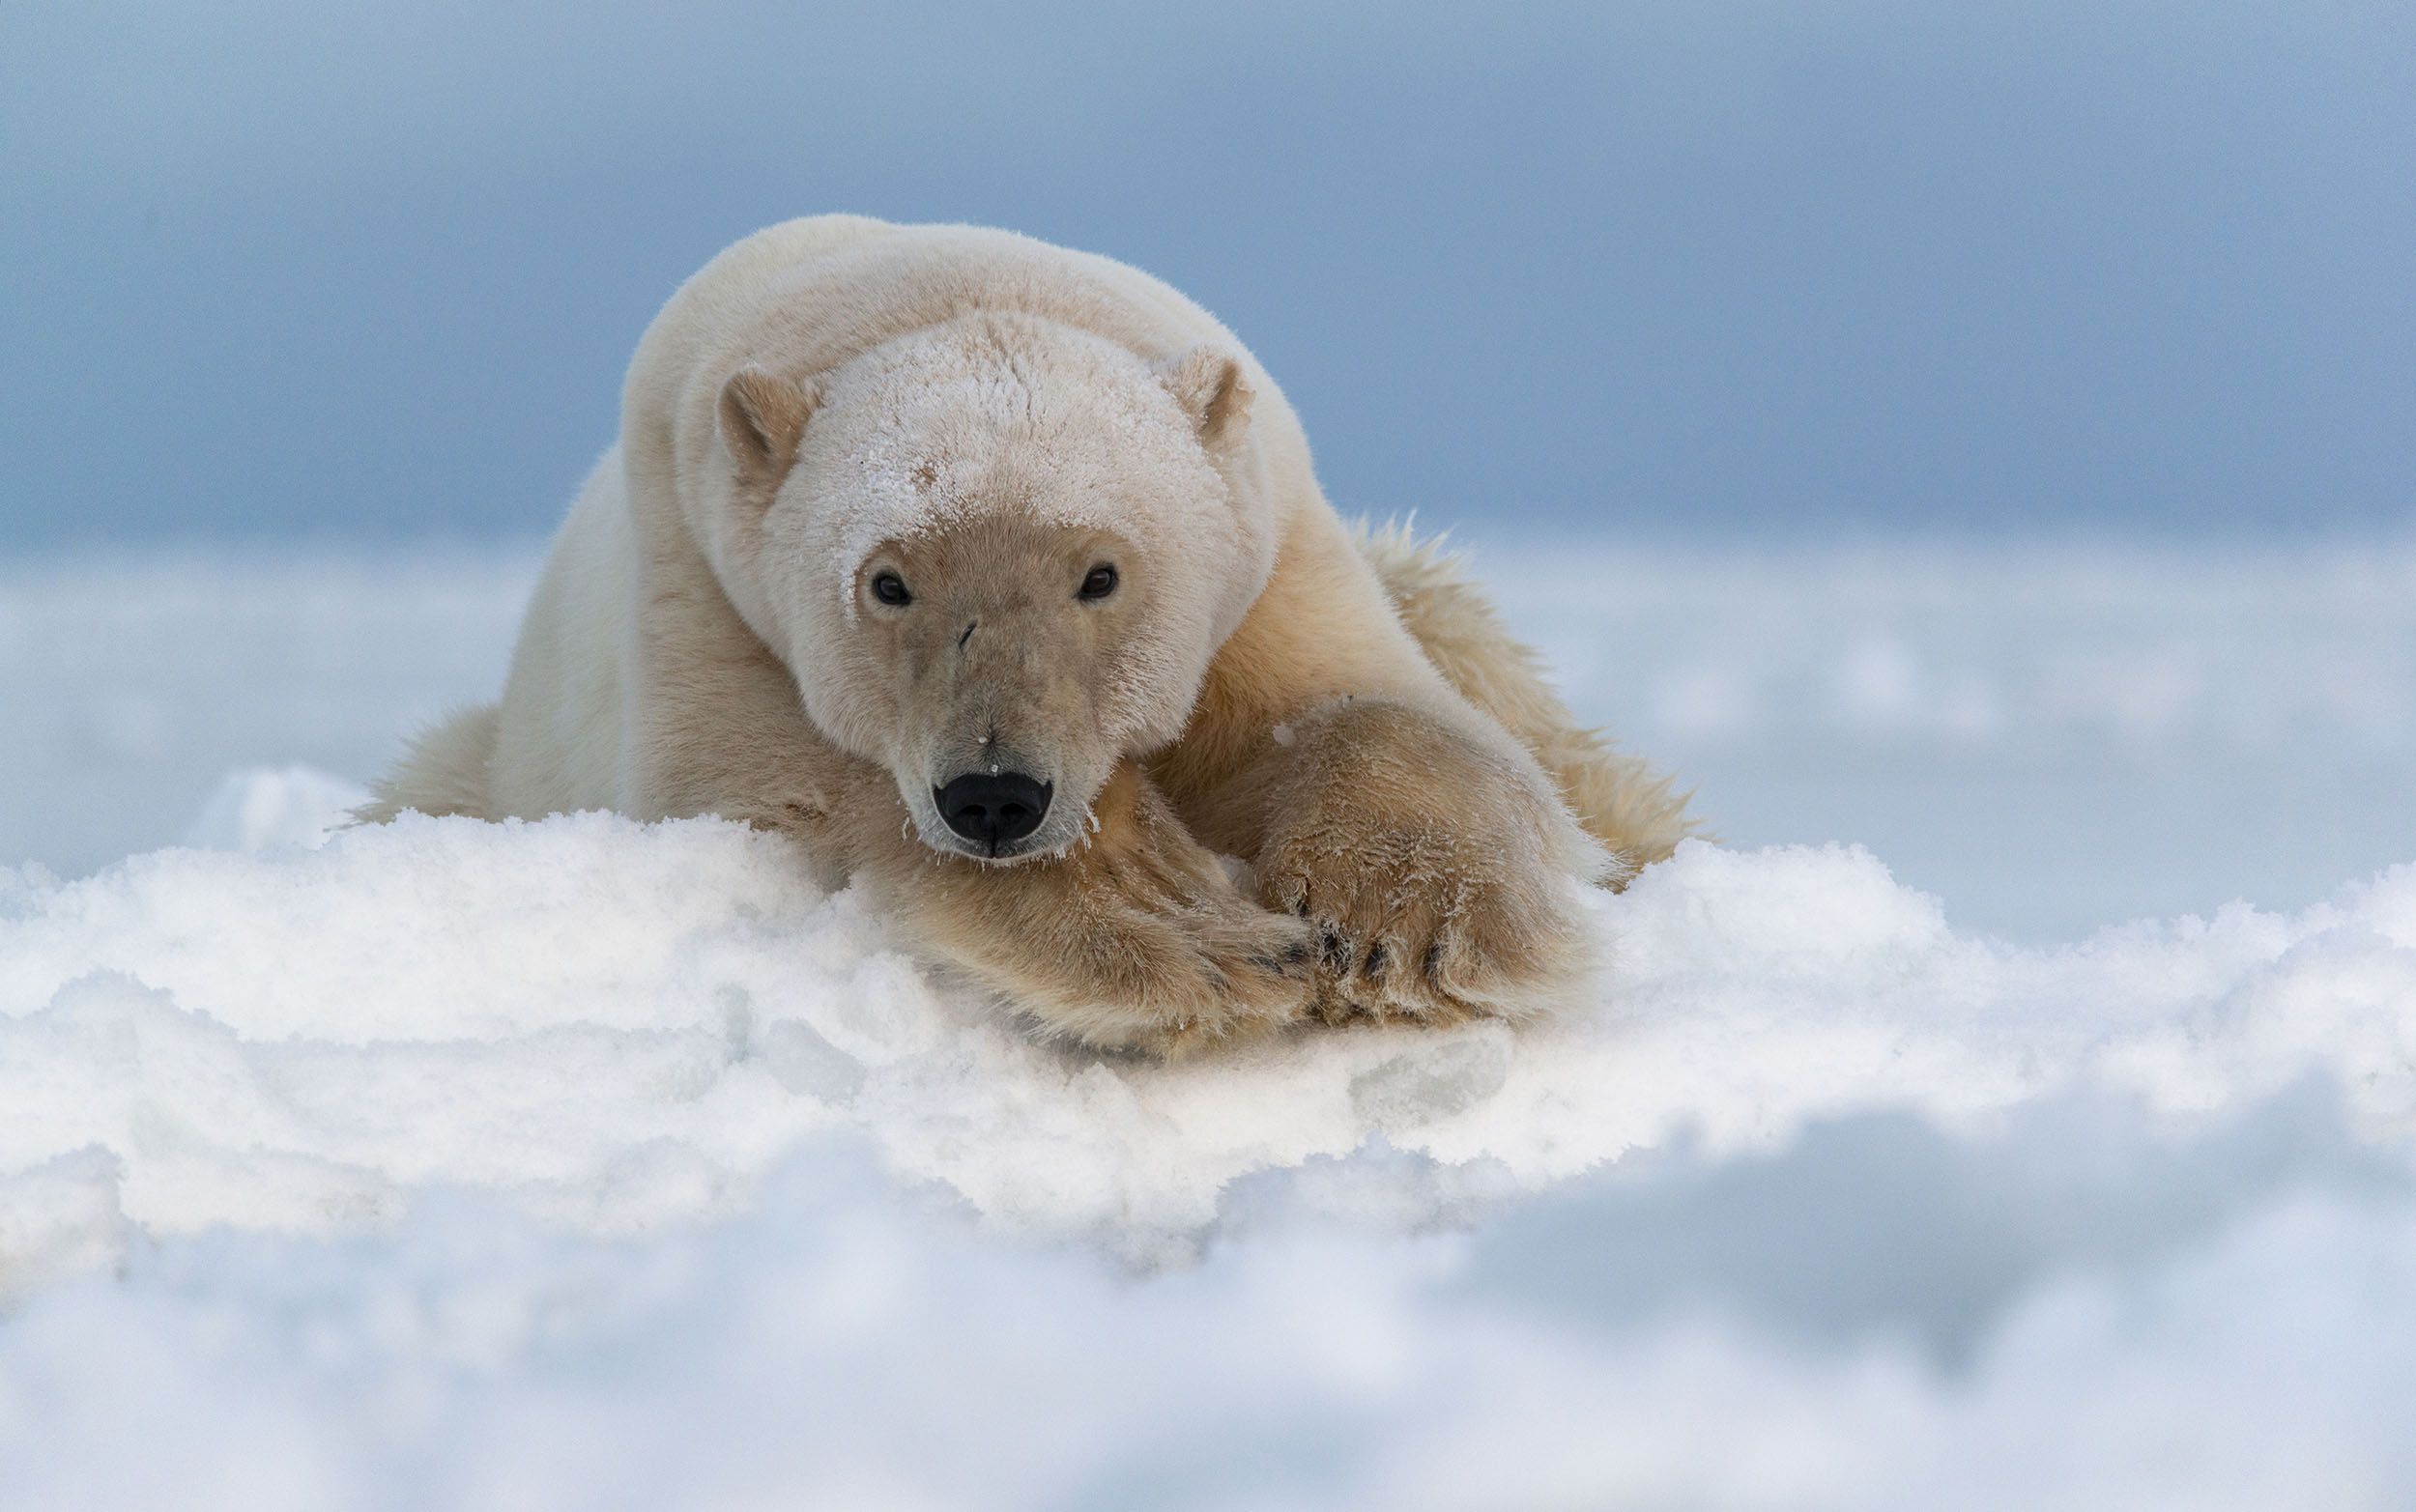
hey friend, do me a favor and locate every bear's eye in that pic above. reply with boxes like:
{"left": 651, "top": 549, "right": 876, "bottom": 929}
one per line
{"left": 871, "top": 571, "right": 912, "bottom": 608}
{"left": 1079, "top": 564, "right": 1118, "bottom": 601}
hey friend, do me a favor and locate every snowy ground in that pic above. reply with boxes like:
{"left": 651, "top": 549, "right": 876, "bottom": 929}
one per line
{"left": 4, "top": 538, "right": 2414, "bottom": 1509}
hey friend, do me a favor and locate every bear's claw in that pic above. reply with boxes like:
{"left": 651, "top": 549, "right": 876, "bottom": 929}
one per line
{"left": 1250, "top": 699, "right": 1594, "bottom": 1027}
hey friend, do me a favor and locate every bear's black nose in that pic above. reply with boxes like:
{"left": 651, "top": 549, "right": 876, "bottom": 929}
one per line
{"left": 935, "top": 772, "right": 1051, "bottom": 851}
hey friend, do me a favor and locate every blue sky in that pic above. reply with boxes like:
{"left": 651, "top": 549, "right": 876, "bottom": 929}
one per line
{"left": 4, "top": 0, "right": 2410, "bottom": 545}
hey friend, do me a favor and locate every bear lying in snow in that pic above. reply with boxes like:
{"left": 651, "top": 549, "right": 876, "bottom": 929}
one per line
{"left": 365, "top": 215, "right": 1694, "bottom": 1052}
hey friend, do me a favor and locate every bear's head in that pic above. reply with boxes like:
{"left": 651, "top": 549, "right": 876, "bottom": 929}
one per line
{"left": 706, "top": 312, "right": 1277, "bottom": 862}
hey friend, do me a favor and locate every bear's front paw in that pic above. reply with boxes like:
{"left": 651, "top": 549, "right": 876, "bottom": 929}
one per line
{"left": 880, "top": 761, "right": 1319, "bottom": 1057}
{"left": 1253, "top": 700, "right": 1596, "bottom": 1026}
{"left": 1023, "top": 871, "right": 1317, "bottom": 1057}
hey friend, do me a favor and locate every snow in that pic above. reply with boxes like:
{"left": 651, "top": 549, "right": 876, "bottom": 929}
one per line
{"left": 4, "top": 542, "right": 2415, "bottom": 1507}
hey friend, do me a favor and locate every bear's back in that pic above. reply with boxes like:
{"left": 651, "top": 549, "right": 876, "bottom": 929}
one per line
{"left": 626, "top": 217, "right": 1299, "bottom": 477}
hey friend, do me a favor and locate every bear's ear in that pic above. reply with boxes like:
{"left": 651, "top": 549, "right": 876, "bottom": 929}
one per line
{"left": 718, "top": 367, "right": 820, "bottom": 486}
{"left": 1157, "top": 345, "right": 1253, "bottom": 449}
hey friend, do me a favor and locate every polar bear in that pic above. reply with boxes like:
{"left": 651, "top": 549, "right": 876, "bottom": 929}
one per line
{"left": 365, "top": 215, "right": 1692, "bottom": 1052}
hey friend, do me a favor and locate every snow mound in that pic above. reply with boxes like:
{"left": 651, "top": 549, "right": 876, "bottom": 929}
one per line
{"left": 4, "top": 782, "right": 2415, "bottom": 1506}
{"left": 6, "top": 793, "right": 2414, "bottom": 1273}
{"left": 5, "top": 1099, "right": 2415, "bottom": 1510}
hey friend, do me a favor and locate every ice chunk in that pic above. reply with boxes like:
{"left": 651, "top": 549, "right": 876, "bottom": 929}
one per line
{"left": 1349, "top": 1028, "right": 1513, "bottom": 1131}
{"left": 760, "top": 1019, "right": 868, "bottom": 1105}
{"left": 183, "top": 765, "right": 369, "bottom": 853}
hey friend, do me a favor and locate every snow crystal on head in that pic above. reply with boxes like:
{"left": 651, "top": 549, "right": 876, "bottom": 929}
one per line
{"left": 820, "top": 314, "right": 1211, "bottom": 621}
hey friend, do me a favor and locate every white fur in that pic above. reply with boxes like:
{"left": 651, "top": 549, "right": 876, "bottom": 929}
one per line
{"left": 363, "top": 215, "right": 1696, "bottom": 1049}
{"left": 391, "top": 217, "right": 1298, "bottom": 834}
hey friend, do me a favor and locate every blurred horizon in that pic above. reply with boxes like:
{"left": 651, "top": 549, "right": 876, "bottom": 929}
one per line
{"left": 11, "top": 536, "right": 2412, "bottom": 934}
{"left": 5, "top": 0, "right": 2412, "bottom": 550}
